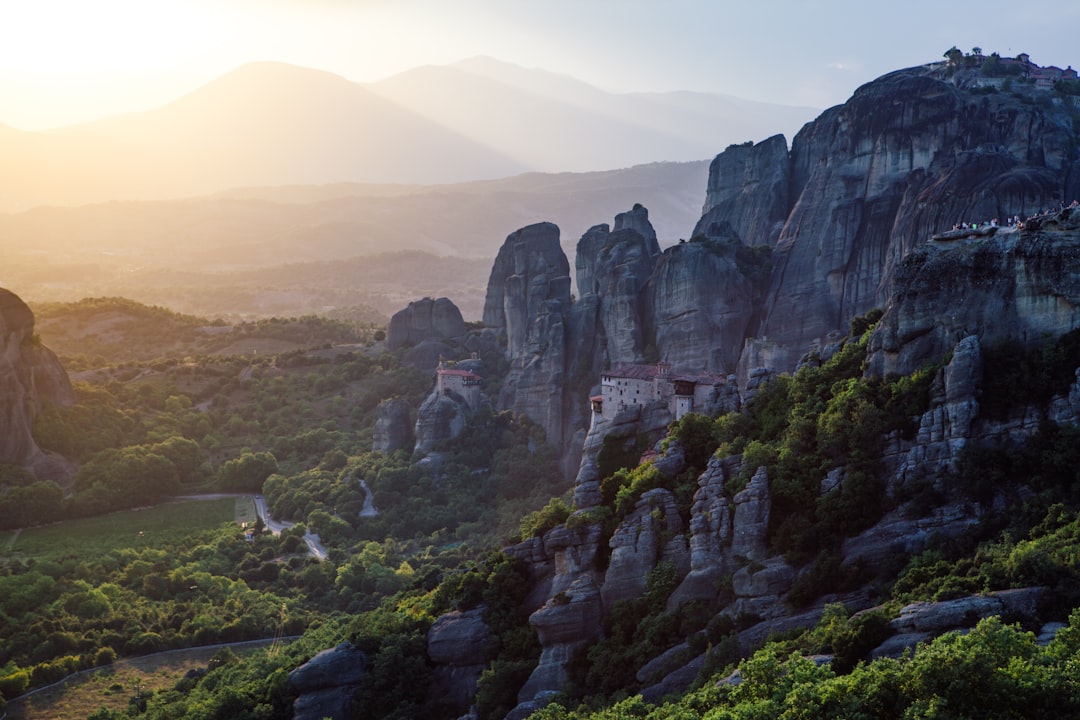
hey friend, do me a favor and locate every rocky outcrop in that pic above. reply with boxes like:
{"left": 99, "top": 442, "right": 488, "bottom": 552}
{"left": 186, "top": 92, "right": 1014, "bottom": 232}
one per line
{"left": 386, "top": 296, "right": 465, "bottom": 352}
{"left": 413, "top": 392, "right": 468, "bottom": 455}
{"left": 573, "top": 401, "right": 671, "bottom": 509}
{"left": 517, "top": 576, "right": 603, "bottom": 704}
{"left": 372, "top": 398, "right": 412, "bottom": 453}
{"left": 730, "top": 467, "right": 771, "bottom": 563}
{"left": 732, "top": 67, "right": 1080, "bottom": 377}
{"left": 288, "top": 642, "right": 366, "bottom": 720}
{"left": 427, "top": 607, "right": 489, "bottom": 712}
{"left": 647, "top": 234, "right": 758, "bottom": 375}
{"left": 868, "top": 217, "right": 1080, "bottom": 378}
{"left": 483, "top": 222, "right": 573, "bottom": 447}
{"left": 0, "top": 288, "right": 74, "bottom": 473}
{"left": 571, "top": 206, "right": 661, "bottom": 371}
{"left": 878, "top": 334, "right": 982, "bottom": 493}
{"left": 601, "top": 488, "right": 688, "bottom": 609}
{"left": 696, "top": 134, "right": 791, "bottom": 248}
{"left": 668, "top": 455, "right": 734, "bottom": 609}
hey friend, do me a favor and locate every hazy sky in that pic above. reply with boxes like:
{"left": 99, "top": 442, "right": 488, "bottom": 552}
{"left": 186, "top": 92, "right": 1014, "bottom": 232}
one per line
{"left": 2, "top": 0, "right": 1078, "bottom": 131}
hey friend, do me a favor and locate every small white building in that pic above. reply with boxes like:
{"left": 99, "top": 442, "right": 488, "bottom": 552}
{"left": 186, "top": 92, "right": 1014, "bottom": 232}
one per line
{"left": 436, "top": 361, "right": 482, "bottom": 410}
{"left": 594, "top": 362, "right": 724, "bottom": 421}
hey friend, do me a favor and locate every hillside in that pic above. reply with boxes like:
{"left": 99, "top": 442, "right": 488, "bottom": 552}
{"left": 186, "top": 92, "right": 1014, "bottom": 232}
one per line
{"left": 6, "top": 50, "right": 1080, "bottom": 720}
{"left": 0, "top": 58, "right": 814, "bottom": 211}
{"left": 0, "top": 161, "right": 708, "bottom": 321}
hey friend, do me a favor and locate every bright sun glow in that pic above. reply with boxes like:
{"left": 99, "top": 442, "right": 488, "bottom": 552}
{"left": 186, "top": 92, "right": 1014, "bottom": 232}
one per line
{"left": 0, "top": 1, "right": 222, "bottom": 76}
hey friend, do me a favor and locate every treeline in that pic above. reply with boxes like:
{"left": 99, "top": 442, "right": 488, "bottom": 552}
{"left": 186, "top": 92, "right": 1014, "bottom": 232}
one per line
{"left": 33, "top": 296, "right": 379, "bottom": 369}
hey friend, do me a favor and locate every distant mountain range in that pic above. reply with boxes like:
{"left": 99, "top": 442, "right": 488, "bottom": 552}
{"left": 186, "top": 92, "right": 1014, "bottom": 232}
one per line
{"left": 0, "top": 160, "right": 711, "bottom": 320}
{"left": 0, "top": 57, "right": 817, "bottom": 211}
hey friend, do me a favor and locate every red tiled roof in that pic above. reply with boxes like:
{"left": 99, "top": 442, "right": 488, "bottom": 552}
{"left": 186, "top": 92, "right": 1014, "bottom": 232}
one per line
{"left": 438, "top": 368, "right": 481, "bottom": 379}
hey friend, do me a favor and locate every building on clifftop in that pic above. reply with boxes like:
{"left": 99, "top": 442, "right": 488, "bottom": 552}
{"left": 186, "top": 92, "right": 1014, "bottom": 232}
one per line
{"left": 435, "top": 361, "right": 482, "bottom": 410}
{"left": 594, "top": 362, "right": 725, "bottom": 421}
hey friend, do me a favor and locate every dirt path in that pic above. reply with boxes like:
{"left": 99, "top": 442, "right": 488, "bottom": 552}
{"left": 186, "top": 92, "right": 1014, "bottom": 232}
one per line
{"left": 5, "top": 527, "right": 21, "bottom": 551}
{"left": 4, "top": 637, "right": 300, "bottom": 720}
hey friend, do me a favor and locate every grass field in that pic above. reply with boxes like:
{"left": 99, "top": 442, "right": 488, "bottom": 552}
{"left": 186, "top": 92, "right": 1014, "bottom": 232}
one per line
{"left": 4, "top": 640, "right": 283, "bottom": 720}
{"left": 1, "top": 497, "right": 247, "bottom": 562}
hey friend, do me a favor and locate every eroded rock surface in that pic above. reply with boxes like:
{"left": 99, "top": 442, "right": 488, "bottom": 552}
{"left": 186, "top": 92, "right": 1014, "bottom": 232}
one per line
{"left": 386, "top": 296, "right": 466, "bottom": 351}
{"left": 0, "top": 288, "right": 74, "bottom": 471}
{"left": 372, "top": 397, "right": 412, "bottom": 453}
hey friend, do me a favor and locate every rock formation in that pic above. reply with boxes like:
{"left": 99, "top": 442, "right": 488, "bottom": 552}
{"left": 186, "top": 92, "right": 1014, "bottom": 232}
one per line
{"left": 386, "top": 296, "right": 466, "bottom": 352}
{"left": 516, "top": 576, "right": 603, "bottom": 705}
{"left": 695, "top": 134, "right": 791, "bottom": 248}
{"left": 372, "top": 398, "right": 412, "bottom": 453}
{"left": 738, "top": 68, "right": 1080, "bottom": 375}
{"left": 288, "top": 642, "right": 367, "bottom": 720}
{"left": 867, "top": 212, "right": 1080, "bottom": 378}
{"left": 647, "top": 231, "right": 758, "bottom": 375}
{"left": 483, "top": 222, "right": 573, "bottom": 447}
{"left": 601, "top": 488, "right": 687, "bottom": 609}
{"left": 413, "top": 391, "right": 468, "bottom": 455}
{"left": 0, "top": 288, "right": 74, "bottom": 475}
{"left": 426, "top": 607, "right": 490, "bottom": 712}
{"left": 571, "top": 205, "right": 660, "bottom": 371}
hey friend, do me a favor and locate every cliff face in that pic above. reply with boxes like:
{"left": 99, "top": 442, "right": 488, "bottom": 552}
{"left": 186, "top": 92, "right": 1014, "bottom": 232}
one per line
{"left": 483, "top": 223, "right": 573, "bottom": 447}
{"left": 571, "top": 205, "right": 661, "bottom": 375}
{"left": 742, "top": 69, "right": 1079, "bottom": 374}
{"left": 0, "top": 288, "right": 74, "bottom": 470}
{"left": 868, "top": 209, "right": 1080, "bottom": 377}
{"left": 648, "top": 235, "right": 757, "bottom": 375}
{"left": 695, "top": 133, "right": 791, "bottom": 248}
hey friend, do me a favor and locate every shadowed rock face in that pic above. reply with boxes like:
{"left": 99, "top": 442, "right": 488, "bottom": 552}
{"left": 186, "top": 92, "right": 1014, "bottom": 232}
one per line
{"left": 0, "top": 288, "right": 74, "bottom": 469}
{"left": 696, "top": 133, "right": 791, "bottom": 248}
{"left": 372, "top": 398, "right": 412, "bottom": 453}
{"left": 386, "top": 296, "right": 465, "bottom": 351}
{"left": 483, "top": 222, "right": 573, "bottom": 447}
{"left": 648, "top": 237, "right": 757, "bottom": 375}
{"left": 745, "top": 68, "right": 1079, "bottom": 374}
{"left": 572, "top": 205, "right": 661, "bottom": 372}
{"left": 867, "top": 213, "right": 1080, "bottom": 378}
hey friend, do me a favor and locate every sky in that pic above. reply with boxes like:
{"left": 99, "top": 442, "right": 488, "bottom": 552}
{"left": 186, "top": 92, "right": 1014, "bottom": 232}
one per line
{"left": 1, "top": 0, "right": 1079, "bottom": 131}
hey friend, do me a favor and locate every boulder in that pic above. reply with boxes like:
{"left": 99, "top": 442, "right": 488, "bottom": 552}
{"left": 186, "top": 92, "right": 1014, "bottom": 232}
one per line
{"left": 519, "top": 576, "right": 603, "bottom": 700}
{"left": 386, "top": 296, "right": 465, "bottom": 351}
{"left": 427, "top": 608, "right": 489, "bottom": 666}
{"left": 288, "top": 642, "right": 367, "bottom": 692}
{"left": 730, "top": 466, "right": 771, "bottom": 563}
{"left": 372, "top": 398, "right": 412, "bottom": 453}
{"left": 890, "top": 588, "right": 1043, "bottom": 635}
{"left": 292, "top": 687, "right": 359, "bottom": 720}
{"left": 427, "top": 608, "right": 489, "bottom": 712}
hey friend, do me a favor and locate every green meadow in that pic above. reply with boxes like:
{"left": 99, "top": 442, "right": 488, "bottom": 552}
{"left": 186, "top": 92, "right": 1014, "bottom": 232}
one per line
{"left": 2, "top": 498, "right": 243, "bottom": 562}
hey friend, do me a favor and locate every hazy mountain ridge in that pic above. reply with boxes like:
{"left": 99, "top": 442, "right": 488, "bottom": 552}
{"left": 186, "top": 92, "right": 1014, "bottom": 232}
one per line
{"left": 0, "top": 161, "right": 709, "bottom": 320}
{"left": 0, "top": 57, "right": 815, "bottom": 212}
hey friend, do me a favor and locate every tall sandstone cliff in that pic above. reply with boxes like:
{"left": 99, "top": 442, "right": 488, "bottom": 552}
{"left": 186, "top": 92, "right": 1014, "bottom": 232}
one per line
{"left": 0, "top": 288, "right": 74, "bottom": 476}
{"left": 735, "top": 67, "right": 1079, "bottom": 374}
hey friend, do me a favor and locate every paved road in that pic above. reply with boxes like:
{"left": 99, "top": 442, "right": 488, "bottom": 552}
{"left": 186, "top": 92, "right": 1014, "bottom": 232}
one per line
{"left": 175, "top": 494, "right": 328, "bottom": 560}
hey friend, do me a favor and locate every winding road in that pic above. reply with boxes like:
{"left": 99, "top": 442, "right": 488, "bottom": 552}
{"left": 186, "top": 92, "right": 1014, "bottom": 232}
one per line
{"left": 176, "top": 494, "right": 328, "bottom": 560}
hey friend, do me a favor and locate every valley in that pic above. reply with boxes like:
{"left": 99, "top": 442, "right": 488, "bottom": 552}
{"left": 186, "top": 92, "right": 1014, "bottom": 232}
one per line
{"left": 4, "top": 45, "right": 1080, "bottom": 720}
